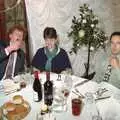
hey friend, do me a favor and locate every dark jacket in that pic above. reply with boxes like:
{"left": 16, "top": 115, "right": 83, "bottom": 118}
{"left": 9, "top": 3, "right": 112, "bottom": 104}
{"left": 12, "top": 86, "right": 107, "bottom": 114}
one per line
{"left": 0, "top": 40, "right": 25, "bottom": 80}
{"left": 32, "top": 47, "right": 72, "bottom": 74}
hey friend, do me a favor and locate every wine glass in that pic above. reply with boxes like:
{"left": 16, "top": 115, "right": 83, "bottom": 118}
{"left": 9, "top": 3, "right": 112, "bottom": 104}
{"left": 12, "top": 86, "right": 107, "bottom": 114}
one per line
{"left": 61, "top": 75, "right": 72, "bottom": 111}
{"left": 52, "top": 83, "right": 69, "bottom": 112}
{"left": 61, "top": 87, "right": 70, "bottom": 111}
{"left": 92, "top": 116, "right": 102, "bottom": 120}
{"left": 36, "top": 112, "right": 43, "bottom": 120}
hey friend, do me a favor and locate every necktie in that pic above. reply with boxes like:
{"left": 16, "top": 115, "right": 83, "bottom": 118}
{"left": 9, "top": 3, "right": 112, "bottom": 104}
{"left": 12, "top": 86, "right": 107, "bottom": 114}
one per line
{"left": 4, "top": 52, "right": 15, "bottom": 79}
{"left": 103, "top": 65, "right": 112, "bottom": 82}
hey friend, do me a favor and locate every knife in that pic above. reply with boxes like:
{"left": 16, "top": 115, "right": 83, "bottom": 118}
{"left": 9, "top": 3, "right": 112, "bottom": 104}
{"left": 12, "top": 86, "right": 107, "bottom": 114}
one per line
{"left": 72, "top": 90, "right": 85, "bottom": 98}
{"left": 95, "top": 96, "right": 111, "bottom": 101}
{"left": 74, "top": 79, "right": 90, "bottom": 88}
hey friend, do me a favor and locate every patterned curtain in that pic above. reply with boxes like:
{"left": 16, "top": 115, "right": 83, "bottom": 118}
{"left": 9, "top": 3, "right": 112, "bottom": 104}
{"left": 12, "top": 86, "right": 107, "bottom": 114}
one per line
{"left": 24, "top": 0, "right": 114, "bottom": 76}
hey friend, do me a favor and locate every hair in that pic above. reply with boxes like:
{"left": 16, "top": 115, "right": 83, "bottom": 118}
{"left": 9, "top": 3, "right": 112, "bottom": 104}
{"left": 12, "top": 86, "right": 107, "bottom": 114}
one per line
{"left": 110, "top": 32, "right": 120, "bottom": 41}
{"left": 43, "top": 27, "right": 57, "bottom": 39}
{"left": 8, "top": 24, "right": 27, "bottom": 38}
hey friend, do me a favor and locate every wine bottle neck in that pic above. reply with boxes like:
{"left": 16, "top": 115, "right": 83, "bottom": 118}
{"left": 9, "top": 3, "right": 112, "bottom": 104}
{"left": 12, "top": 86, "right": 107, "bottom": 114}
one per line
{"left": 34, "top": 71, "right": 39, "bottom": 80}
{"left": 46, "top": 72, "right": 50, "bottom": 81}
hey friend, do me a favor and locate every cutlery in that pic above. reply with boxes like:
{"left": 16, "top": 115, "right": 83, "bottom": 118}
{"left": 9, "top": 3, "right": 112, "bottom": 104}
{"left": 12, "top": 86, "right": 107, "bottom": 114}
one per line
{"left": 5, "top": 88, "right": 20, "bottom": 95}
{"left": 75, "top": 88, "right": 85, "bottom": 98}
{"left": 72, "top": 90, "right": 110, "bottom": 101}
{"left": 5, "top": 90, "right": 17, "bottom": 95}
{"left": 95, "top": 96, "right": 111, "bottom": 101}
{"left": 95, "top": 88, "right": 108, "bottom": 97}
{"left": 74, "top": 79, "right": 90, "bottom": 88}
{"left": 72, "top": 90, "right": 84, "bottom": 98}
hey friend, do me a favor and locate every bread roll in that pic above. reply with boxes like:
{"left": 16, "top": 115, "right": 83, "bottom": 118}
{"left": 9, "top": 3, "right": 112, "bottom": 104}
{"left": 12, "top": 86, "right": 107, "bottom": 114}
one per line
{"left": 3, "top": 102, "right": 16, "bottom": 112}
{"left": 22, "top": 101, "right": 29, "bottom": 109}
{"left": 13, "top": 95, "right": 23, "bottom": 104}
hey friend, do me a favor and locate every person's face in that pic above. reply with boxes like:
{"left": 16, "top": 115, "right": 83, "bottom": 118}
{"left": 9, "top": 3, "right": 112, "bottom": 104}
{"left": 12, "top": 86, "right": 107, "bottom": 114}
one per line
{"left": 45, "top": 38, "right": 57, "bottom": 49}
{"left": 111, "top": 35, "right": 120, "bottom": 55}
{"left": 9, "top": 29, "right": 24, "bottom": 47}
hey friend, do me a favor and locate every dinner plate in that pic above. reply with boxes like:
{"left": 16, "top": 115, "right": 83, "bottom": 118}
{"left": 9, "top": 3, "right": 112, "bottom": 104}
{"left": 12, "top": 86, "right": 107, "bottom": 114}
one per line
{"left": 0, "top": 100, "right": 31, "bottom": 120}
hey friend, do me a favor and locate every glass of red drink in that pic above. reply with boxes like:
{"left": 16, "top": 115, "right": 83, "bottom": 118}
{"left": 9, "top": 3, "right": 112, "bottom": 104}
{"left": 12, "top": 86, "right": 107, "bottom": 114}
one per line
{"left": 20, "top": 81, "right": 26, "bottom": 88}
{"left": 72, "top": 98, "right": 82, "bottom": 116}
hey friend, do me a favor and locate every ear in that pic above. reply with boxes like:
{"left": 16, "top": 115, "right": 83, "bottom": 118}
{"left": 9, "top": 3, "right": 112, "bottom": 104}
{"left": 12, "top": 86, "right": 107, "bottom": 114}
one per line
{"left": 55, "top": 38, "right": 59, "bottom": 46}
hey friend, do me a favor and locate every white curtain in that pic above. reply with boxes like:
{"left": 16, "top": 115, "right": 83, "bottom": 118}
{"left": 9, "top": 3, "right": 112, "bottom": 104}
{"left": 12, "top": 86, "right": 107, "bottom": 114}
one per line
{"left": 25, "top": 0, "right": 114, "bottom": 76}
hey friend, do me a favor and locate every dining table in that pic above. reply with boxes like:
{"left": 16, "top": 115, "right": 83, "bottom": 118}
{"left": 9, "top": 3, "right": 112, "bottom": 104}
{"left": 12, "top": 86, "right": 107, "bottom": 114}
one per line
{"left": 0, "top": 72, "right": 120, "bottom": 120}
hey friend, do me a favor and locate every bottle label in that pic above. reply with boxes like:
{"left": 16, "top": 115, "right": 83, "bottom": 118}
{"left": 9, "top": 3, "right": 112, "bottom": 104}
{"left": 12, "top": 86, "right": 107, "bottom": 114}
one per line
{"left": 44, "top": 94, "right": 53, "bottom": 100}
{"left": 44, "top": 94, "right": 53, "bottom": 105}
{"left": 33, "top": 91, "right": 39, "bottom": 101}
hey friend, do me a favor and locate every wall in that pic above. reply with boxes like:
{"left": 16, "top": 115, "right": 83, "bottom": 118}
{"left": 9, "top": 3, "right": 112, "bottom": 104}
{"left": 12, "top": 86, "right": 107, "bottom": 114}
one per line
{"left": 113, "top": 0, "right": 120, "bottom": 31}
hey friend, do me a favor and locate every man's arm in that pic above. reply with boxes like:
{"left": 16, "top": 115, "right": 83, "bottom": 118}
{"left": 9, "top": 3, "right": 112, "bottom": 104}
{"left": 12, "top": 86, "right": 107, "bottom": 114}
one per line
{"left": 0, "top": 41, "right": 22, "bottom": 62}
{"left": 0, "top": 47, "right": 8, "bottom": 62}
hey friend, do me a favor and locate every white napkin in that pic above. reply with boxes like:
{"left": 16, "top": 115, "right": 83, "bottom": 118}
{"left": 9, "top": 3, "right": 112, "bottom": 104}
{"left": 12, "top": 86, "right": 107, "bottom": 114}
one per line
{"left": 2, "top": 79, "right": 20, "bottom": 94}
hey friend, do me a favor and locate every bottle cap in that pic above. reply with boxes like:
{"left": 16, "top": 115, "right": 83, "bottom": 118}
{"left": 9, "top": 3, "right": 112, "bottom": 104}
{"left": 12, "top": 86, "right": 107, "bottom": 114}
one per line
{"left": 34, "top": 71, "right": 39, "bottom": 79}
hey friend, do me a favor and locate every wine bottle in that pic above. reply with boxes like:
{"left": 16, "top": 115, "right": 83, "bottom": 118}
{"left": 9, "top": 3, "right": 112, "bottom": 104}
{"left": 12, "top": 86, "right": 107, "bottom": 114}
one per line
{"left": 33, "top": 71, "right": 42, "bottom": 102}
{"left": 44, "top": 72, "right": 53, "bottom": 106}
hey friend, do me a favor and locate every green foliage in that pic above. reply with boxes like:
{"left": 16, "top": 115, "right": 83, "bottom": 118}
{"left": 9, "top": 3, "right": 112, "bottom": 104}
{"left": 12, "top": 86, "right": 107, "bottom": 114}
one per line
{"left": 68, "top": 4, "right": 107, "bottom": 53}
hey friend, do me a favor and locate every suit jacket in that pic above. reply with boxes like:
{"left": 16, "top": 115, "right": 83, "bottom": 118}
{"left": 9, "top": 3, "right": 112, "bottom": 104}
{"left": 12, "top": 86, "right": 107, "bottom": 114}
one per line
{"left": 0, "top": 41, "right": 25, "bottom": 80}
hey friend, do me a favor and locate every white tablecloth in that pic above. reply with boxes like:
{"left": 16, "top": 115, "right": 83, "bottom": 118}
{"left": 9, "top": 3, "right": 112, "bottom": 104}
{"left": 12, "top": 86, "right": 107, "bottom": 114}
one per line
{"left": 0, "top": 73, "right": 120, "bottom": 120}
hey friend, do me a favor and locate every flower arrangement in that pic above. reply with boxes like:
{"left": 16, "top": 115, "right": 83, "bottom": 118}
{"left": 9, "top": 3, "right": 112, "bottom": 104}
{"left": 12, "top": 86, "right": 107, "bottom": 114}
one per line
{"left": 68, "top": 3, "right": 107, "bottom": 54}
{"left": 68, "top": 4, "right": 107, "bottom": 79}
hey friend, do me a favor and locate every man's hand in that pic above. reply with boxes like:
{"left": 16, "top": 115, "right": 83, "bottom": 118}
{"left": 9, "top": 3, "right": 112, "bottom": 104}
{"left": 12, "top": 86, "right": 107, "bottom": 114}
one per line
{"left": 5, "top": 40, "right": 21, "bottom": 54}
{"left": 109, "top": 56, "right": 120, "bottom": 69}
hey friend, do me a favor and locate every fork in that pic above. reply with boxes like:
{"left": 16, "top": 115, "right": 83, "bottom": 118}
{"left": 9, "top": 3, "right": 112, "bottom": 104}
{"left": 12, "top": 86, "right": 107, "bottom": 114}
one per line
{"left": 95, "top": 88, "right": 108, "bottom": 97}
{"left": 74, "top": 88, "right": 85, "bottom": 98}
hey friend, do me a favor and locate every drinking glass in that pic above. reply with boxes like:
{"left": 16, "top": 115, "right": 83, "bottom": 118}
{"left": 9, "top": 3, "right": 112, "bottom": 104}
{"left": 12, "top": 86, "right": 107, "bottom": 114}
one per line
{"left": 61, "top": 87, "right": 70, "bottom": 111}
{"left": 72, "top": 98, "right": 82, "bottom": 116}
{"left": 36, "top": 112, "right": 43, "bottom": 120}
{"left": 52, "top": 86, "right": 66, "bottom": 112}
{"left": 80, "top": 92, "right": 102, "bottom": 120}
{"left": 64, "top": 74, "right": 72, "bottom": 91}
{"left": 60, "top": 75, "right": 72, "bottom": 111}
{"left": 52, "top": 74, "right": 72, "bottom": 112}
{"left": 92, "top": 116, "right": 102, "bottom": 120}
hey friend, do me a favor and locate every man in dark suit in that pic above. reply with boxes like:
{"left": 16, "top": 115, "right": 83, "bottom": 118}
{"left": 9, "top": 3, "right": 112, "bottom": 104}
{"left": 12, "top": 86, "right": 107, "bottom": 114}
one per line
{"left": 0, "top": 24, "right": 26, "bottom": 80}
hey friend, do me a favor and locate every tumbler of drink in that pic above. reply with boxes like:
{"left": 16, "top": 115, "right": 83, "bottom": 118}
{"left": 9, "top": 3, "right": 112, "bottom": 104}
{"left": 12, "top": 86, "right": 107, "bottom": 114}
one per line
{"left": 72, "top": 98, "right": 82, "bottom": 116}
{"left": 20, "top": 81, "right": 26, "bottom": 88}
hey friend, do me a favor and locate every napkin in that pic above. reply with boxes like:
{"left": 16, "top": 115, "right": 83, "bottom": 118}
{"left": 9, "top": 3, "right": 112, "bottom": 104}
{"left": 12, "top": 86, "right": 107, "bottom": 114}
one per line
{"left": 2, "top": 79, "right": 20, "bottom": 94}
